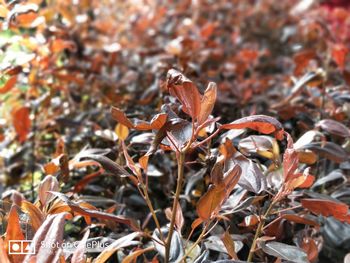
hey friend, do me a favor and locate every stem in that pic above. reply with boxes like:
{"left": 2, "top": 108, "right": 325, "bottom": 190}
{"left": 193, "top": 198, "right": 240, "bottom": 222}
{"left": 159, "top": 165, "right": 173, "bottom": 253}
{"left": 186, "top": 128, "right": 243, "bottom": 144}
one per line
{"left": 165, "top": 151, "right": 186, "bottom": 263}
{"left": 247, "top": 201, "right": 275, "bottom": 262}
{"left": 180, "top": 223, "right": 208, "bottom": 262}
{"left": 270, "top": 204, "right": 302, "bottom": 215}
{"left": 31, "top": 104, "right": 38, "bottom": 202}
{"left": 142, "top": 185, "right": 164, "bottom": 242}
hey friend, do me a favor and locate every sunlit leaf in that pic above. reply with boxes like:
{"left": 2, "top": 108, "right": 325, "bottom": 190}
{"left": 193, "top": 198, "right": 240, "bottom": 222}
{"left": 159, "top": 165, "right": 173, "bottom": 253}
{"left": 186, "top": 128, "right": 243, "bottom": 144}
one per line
{"left": 294, "top": 130, "right": 325, "bottom": 150}
{"left": 111, "top": 107, "right": 167, "bottom": 131}
{"left": 285, "top": 172, "right": 315, "bottom": 190}
{"left": 221, "top": 115, "right": 284, "bottom": 140}
{"left": 12, "top": 106, "right": 31, "bottom": 143}
{"left": 121, "top": 247, "right": 154, "bottom": 263}
{"left": 301, "top": 198, "right": 349, "bottom": 222}
{"left": 122, "top": 141, "right": 141, "bottom": 179}
{"left": 23, "top": 213, "right": 66, "bottom": 263}
{"left": 0, "top": 5, "right": 9, "bottom": 18}
{"left": 5, "top": 205, "right": 25, "bottom": 263}
{"left": 167, "top": 69, "right": 201, "bottom": 120}
{"left": 38, "top": 175, "right": 59, "bottom": 207}
{"left": 197, "top": 165, "right": 241, "bottom": 220}
{"left": 165, "top": 200, "right": 184, "bottom": 233}
{"left": 293, "top": 49, "right": 317, "bottom": 75}
{"left": 71, "top": 229, "right": 90, "bottom": 263}
{"left": 48, "top": 191, "right": 138, "bottom": 229}
{"left": 0, "top": 75, "right": 17, "bottom": 93}
{"left": 94, "top": 232, "right": 140, "bottom": 263}
{"left": 283, "top": 133, "right": 299, "bottom": 182}
{"left": 297, "top": 151, "right": 318, "bottom": 165}
{"left": 280, "top": 214, "right": 319, "bottom": 227}
{"left": 239, "top": 135, "right": 279, "bottom": 161}
{"left": 261, "top": 241, "right": 309, "bottom": 263}
{"left": 301, "top": 237, "right": 318, "bottom": 263}
{"left": 221, "top": 230, "right": 238, "bottom": 260}
{"left": 21, "top": 200, "right": 44, "bottom": 231}
{"left": 205, "top": 235, "right": 243, "bottom": 256}
{"left": 198, "top": 82, "right": 217, "bottom": 125}
{"left": 196, "top": 183, "right": 225, "bottom": 221}
{"left": 0, "top": 238, "right": 11, "bottom": 263}
{"left": 332, "top": 44, "right": 348, "bottom": 70}
{"left": 50, "top": 39, "right": 77, "bottom": 53}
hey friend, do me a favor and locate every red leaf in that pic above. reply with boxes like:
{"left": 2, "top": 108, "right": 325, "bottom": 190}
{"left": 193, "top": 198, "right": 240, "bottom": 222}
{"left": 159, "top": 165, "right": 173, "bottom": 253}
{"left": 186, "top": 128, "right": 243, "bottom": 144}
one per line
{"left": 5, "top": 205, "right": 25, "bottom": 263}
{"left": 196, "top": 183, "right": 226, "bottom": 221}
{"left": 71, "top": 229, "right": 90, "bottom": 263}
{"left": 122, "top": 247, "right": 154, "bottom": 263}
{"left": 200, "top": 22, "right": 216, "bottom": 39}
{"left": 0, "top": 238, "right": 11, "bottom": 263}
{"left": 49, "top": 191, "right": 138, "bottom": 230}
{"left": 12, "top": 106, "right": 31, "bottom": 143}
{"left": 149, "top": 113, "right": 168, "bottom": 129}
{"left": 196, "top": 165, "right": 241, "bottom": 221}
{"left": 221, "top": 115, "right": 284, "bottom": 140}
{"left": 166, "top": 69, "right": 201, "bottom": 120}
{"left": 110, "top": 107, "right": 135, "bottom": 128}
{"left": 23, "top": 213, "right": 66, "bottom": 263}
{"left": 223, "top": 165, "right": 242, "bottom": 199}
{"left": 332, "top": 43, "right": 348, "bottom": 70}
{"left": 221, "top": 230, "right": 238, "bottom": 260}
{"left": 293, "top": 49, "right": 317, "bottom": 76}
{"left": 94, "top": 232, "right": 140, "bottom": 263}
{"left": 301, "top": 199, "right": 349, "bottom": 222}
{"left": 210, "top": 161, "right": 224, "bottom": 186}
{"left": 0, "top": 75, "right": 17, "bottom": 94}
{"left": 165, "top": 200, "right": 184, "bottom": 233}
{"left": 50, "top": 39, "right": 77, "bottom": 53}
{"left": 74, "top": 170, "right": 103, "bottom": 193}
{"left": 38, "top": 175, "right": 59, "bottom": 207}
{"left": 198, "top": 82, "right": 217, "bottom": 125}
{"left": 301, "top": 237, "right": 318, "bottom": 263}
{"left": 285, "top": 173, "right": 315, "bottom": 189}
{"left": 111, "top": 107, "right": 167, "bottom": 131}
{"left": 122, "top": 142, "right": 141, "bottom": 178}
{"left": 191, "top": 218, "right": 203, "bottom": 232}
{"left": 280, "top": 214, "right": 319, "bottom": 227}
{"left": 283, "top": 133, "right": 299, "bottom": 182}
{"left": 21, "top": 200, "right": 44, "bottom": 231}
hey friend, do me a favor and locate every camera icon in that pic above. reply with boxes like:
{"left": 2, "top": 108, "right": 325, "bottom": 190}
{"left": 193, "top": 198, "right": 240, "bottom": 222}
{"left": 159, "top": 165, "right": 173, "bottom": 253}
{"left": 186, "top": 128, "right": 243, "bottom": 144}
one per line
{"left": 8, "top": 240, "right": 35, "bottom": 255}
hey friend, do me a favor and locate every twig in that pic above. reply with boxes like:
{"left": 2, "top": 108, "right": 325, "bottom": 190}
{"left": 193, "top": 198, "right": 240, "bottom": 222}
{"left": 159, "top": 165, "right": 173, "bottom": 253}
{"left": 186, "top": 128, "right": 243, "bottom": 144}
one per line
{"left": 180, "top": 222, "right": 208, "bottom": 262}
{"left": 31, "top": 103, "right": 38, "bottom": 202}
{"left": 165, "top": 150, "right": 186, "bottom": 263}
{"left": 247, "top": 201, "right": 275, "bottom": 262}
{"left": 191, "top": 128, "right": 220, "bottom": 149}
{"left": 138, "top": 184, "right": 164, "bottom": 243}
